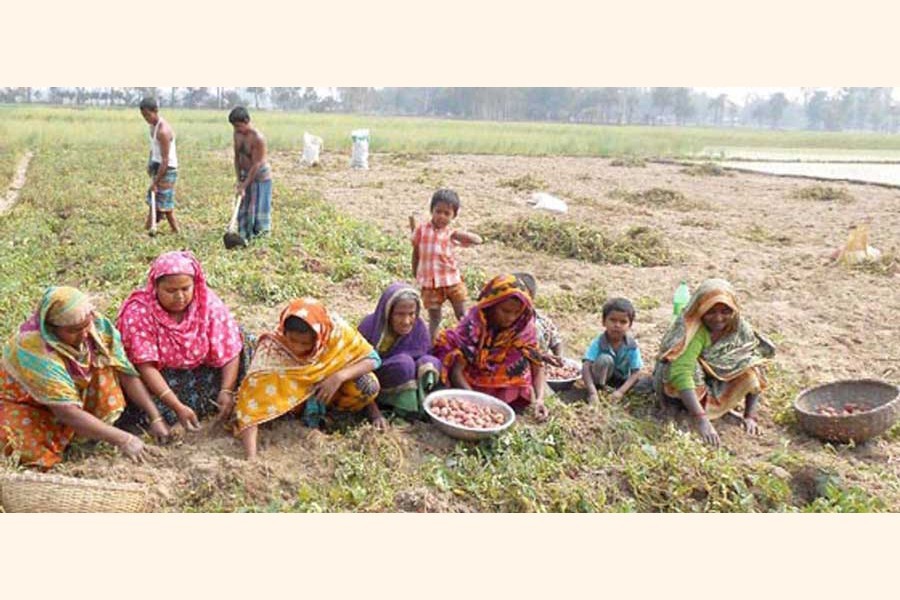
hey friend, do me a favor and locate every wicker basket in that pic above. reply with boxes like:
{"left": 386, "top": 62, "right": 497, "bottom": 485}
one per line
{"left": 794, "top": 379, "right": 900, "bottom": 444}
{"left": 0, "top": 470, "right": 149, "bottom": 513}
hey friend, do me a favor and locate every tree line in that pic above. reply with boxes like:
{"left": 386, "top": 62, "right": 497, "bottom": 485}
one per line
{"left": 2, "top": 87, "right": 898, "bottom": 133}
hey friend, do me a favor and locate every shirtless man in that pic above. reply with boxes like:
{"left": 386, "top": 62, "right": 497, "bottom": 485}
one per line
{"left": 229, "top": 106, "right": 272, "bottom": 240}
{"left": 139, "top": 97, "right": 180, "bottom": 233}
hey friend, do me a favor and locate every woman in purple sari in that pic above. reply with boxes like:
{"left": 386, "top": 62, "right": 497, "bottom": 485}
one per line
{"left": 358, "top": 283, "right": 441, "bottom": 418}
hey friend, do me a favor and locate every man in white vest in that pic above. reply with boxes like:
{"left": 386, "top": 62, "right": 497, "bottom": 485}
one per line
{"left": 139, "top": 97, "right": 180, "bottom": 234}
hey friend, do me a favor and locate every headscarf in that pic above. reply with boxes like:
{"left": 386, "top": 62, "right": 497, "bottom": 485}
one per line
{"left": 2, "top": 286, "right": 136, "bottom": 406}
{"left": 432, "top": 274, "right": 541, "bottom": 389}
{"left": 249, "top": 297, "right": 375, "bottom": 375}
{"left": 116, "top": 251, "right": 243, "bottom": 370}
{"left": 357, "top": 282, "right": 431, "bottom": 360}
{"left": 657, "top": 278, "right": 775, "bottom": 382}
{"left": 234, "top": 298, "right": 376, "bottom": 431}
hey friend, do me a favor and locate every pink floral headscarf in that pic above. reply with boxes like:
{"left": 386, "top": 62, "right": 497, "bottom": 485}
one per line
{"left": 116, "top": 251, "right": 243, "bottom": 370}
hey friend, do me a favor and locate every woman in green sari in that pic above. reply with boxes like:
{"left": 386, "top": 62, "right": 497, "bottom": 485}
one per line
{"left": 653, "top": 278, "right": 776, "bottom": 446}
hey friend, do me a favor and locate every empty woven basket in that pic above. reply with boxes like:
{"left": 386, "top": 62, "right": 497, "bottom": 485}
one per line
{"left": 0, "top": 470, "right": 149, "bottom": 513}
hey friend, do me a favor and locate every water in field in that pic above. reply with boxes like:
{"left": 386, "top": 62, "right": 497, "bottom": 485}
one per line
{"left": 719, "top": 161, "right": 900, "bottom": 187}
{"left": 697, "top": 147, "right": 900, "bottom": 187}
{"left": 699, "top": 147, "right": 900, "bottom": 162}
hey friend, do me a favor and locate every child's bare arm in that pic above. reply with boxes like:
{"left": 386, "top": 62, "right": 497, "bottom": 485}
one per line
{"left": 613, "top": 370, "right": 643, "bottom": 399}
{"left": 411, "top": 246, "right": 420, "bottom": 279}
{"left": 582, "top": 361, "right": 599, "bottom": 401}
{"left": 451, "top": 230, "right": 483, "bottom": 246}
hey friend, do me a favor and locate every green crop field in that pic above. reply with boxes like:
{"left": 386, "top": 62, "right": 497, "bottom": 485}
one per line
{"left": 1, "top": 105, "right": 898, "bottom": 513}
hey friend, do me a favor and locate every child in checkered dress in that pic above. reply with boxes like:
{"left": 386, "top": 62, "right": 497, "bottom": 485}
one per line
{"left": 411, "top": 189, "right": 483, "bottom": 340}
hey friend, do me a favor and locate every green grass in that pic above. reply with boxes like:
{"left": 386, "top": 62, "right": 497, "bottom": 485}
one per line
{"left": 610, "top": 187, "right": 710, "bottom": 211}
{"left": 791, "top": 185, "right": 856, "bottom": 203}
{"left": 7, "top": 105, "right": 900, "bottom": 159}
{"left": 538, "top": 280, "right": 609, "bottom": 314}
{"left": 485, "top": 216, "right": 673, "bottom": 267}
{"left": 0, "top": 142, "right": 408, "bottom": 334}
{"left": 680, "top": 162, "right": 732, "bottom": 177}
{"left": 0, "top": 142, "right": 25, "bottom": 192}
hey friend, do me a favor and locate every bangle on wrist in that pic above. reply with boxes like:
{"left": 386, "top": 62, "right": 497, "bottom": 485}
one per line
{"left": 159, "top": 388, "right": 175, "bottom": 401}
{"left": 149, "top": 415, "right": 164, "bottom": 425}
{"left": 219, "top": 389, "right": 235, "bottom": 396}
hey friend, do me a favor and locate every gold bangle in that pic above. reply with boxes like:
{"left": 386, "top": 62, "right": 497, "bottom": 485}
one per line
{"left": 218, "top": 389, "right": 235, "bottom": 396}
{"left": 149, "top": 415, "right": 164, "bottom": 425}
{"left": 159, "top": 388, "right": 175, "bottom": 401}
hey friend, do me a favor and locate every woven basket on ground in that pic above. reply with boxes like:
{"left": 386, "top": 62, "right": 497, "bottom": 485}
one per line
{"left": 0, "top": 470, "right": 149, "bottom": 513}
{"left": 794, "top": 379, "right": 900, "bottom": 444}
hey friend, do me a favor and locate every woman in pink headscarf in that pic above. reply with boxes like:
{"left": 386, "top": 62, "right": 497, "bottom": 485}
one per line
{"left": 116, "top": 251, "right": 251, "bottom": 431}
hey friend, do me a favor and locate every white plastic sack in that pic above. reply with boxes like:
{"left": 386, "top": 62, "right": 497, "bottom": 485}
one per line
{"left": 302, "top": 132, "right": 323, "bottom": 166}
{"left": 528, "top": 192, "right": 568, "bottom": 214}
{"left": 843, "top": 245, "right": 882, "bottom": 264}
{"left": 350, "top": 129, "right": 370, "bottom": 170}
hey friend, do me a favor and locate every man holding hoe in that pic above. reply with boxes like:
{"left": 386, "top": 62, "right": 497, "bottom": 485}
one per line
{"left": 139, "top": 97, "right": 180, "bottom": 235}
{"left": 230, "top": 106, "right": 272, "bottom": 241}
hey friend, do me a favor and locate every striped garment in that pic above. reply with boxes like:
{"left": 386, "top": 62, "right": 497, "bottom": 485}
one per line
{"left": 412, "top": 221, "right": 461, "bottom": 289}
{"left": 238, "top": 168, "right": 272, "bottom": 239}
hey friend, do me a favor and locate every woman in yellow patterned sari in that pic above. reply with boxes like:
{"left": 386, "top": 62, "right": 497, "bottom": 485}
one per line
{"left": 235, "top": 298, "right": 386, "bottom": 460}
{"left": 0, "top": 287, "right": 168, "bottom": 468}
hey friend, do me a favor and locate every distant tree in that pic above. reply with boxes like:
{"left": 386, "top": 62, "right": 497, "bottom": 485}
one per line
{"left": 650, "top": 87, "right": 676, "bottom": 123}
{"left": 246, "top": 87, "right": 267, "bottom": 109}
{"left": 621, "top": 88, "right": 642, "bottom": 124}
{"left": 865, "top": 87, "right": 893, "bottom": 131}
{"left": 805, "top": 90, "right": 829, "bottom": 130}
{"left": 180, "top": 87, "right": 210, "bottom": 108}
{"left": 524, "top": 88, "right": 570, "bottom": 121}
{"left": 672, "top": 88, "right": 695, "bottom": 125}
{"left": 223, "top": 89, "right": 245, "bottom": 108}
{"left": 725, "top": 99, "right": 740, "bottom": 126}
{"left": 338, "top": 87, "right": 380, "bottom": 113}
{"left": 767, "top": 93, "right": 789, "bottom": 128}
{"left": 272, "top": 87, "right": 309, "bottom": 110}
{"left": 708, "top": 94, "right": 727, "bottom": 126}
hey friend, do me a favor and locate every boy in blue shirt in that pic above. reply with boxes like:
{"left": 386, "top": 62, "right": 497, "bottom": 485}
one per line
{"left": 582, "top": 297, "right": 644, "bottom": 404}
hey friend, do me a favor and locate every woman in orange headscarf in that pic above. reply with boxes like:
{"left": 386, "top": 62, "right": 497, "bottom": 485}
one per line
{"left": 234, "top": 298, "right": 386, "bottom": 460}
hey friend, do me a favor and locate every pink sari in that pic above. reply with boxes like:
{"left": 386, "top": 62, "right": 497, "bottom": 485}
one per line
{"left": 116, "top": 251, "right": 242, "bottom": 369}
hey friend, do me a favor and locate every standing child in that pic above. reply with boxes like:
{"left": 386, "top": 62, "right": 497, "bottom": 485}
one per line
{"left": 582, "top": 298, "right": 645, "bottom": 404}
{"left": 411, "top": 189, "right": 483, "bottom": 340}
{"left": 229, "top": 106, "right": 272, "bottom": 241}
{"left": 139, "top": 97, "right": 180, "bottom": 234}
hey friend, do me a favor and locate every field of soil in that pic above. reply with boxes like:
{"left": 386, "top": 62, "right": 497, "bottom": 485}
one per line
{"left": 37, "top": 150, "right": 900, "bottom": 511}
